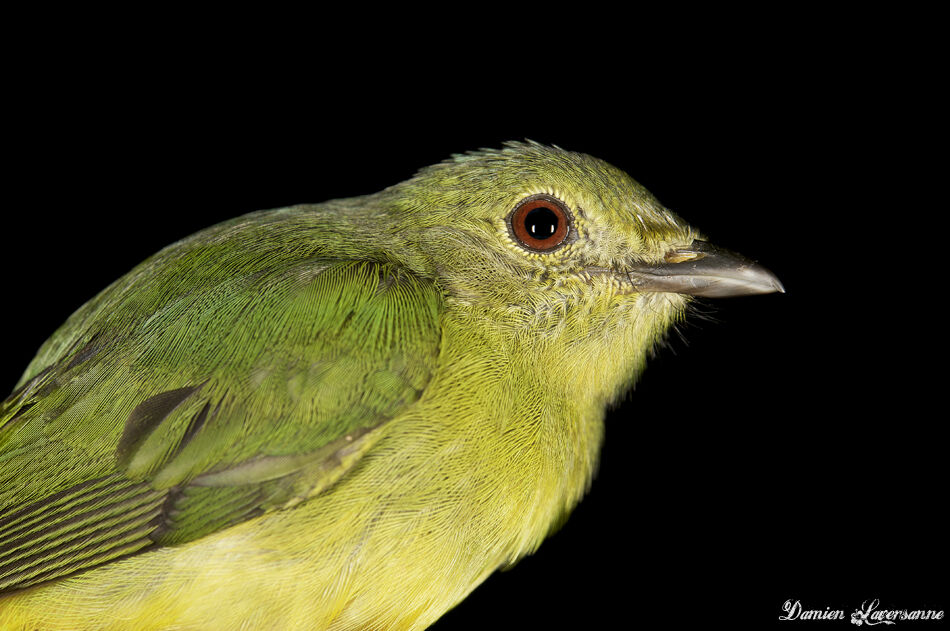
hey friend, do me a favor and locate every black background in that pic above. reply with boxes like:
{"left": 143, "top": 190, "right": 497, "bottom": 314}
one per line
{"left": 2, "top": 15, "right": 944, "bottom": 630}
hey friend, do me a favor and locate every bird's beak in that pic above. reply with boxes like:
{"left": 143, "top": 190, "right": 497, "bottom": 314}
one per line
{"left": 623, "top": 240, "right": 785, "bottom": 297}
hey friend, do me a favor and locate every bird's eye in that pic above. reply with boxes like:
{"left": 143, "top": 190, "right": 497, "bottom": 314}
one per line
{"left": 508, "top": 194, "right": 571, "bottom": 252}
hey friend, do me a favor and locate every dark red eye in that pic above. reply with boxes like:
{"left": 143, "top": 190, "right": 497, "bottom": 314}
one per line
{"left": 509, "top": 194, "right": 571, "bottom": 252}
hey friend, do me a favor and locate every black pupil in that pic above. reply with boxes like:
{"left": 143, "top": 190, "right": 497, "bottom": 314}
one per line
{"left": 525, "top": 207, "right": 558, "bottom": 240}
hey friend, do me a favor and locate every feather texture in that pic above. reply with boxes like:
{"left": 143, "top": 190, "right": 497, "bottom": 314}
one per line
{"left": 0, "top": 256, "right": 441, "bottom": 594}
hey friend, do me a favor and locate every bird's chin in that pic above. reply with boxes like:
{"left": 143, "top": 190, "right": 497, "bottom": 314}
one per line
{"left": 629, "top": 289, "right": 692, "bottom": 315}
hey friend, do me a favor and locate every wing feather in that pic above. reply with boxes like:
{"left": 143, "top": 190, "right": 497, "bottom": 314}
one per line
{"left": 0, "top": 256, "right": 442, "bottom": 592}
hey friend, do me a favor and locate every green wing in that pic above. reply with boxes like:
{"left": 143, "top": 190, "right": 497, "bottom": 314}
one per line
{"left": 0, "top": 239, "right": 442, "bottom": 592}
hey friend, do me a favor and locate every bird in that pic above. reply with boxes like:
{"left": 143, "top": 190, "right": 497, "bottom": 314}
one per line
{"left": 0, "top": 141, "right": 782, "bottom": 630}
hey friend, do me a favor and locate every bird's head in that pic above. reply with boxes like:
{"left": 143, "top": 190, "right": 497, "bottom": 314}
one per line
{"left": 387, "top": 140, "right": 780, "bottom": 312}
{"left": 375, "top": 141, "right": 782, "bottom": 400}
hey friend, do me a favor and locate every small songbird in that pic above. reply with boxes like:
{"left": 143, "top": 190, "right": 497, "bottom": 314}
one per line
{"left": 0, "top": 141, "right": 782, "bottom": 630}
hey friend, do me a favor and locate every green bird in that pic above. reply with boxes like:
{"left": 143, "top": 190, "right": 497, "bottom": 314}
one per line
{"left": 0, "top": 141, "right": 781, "bottom": 630}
